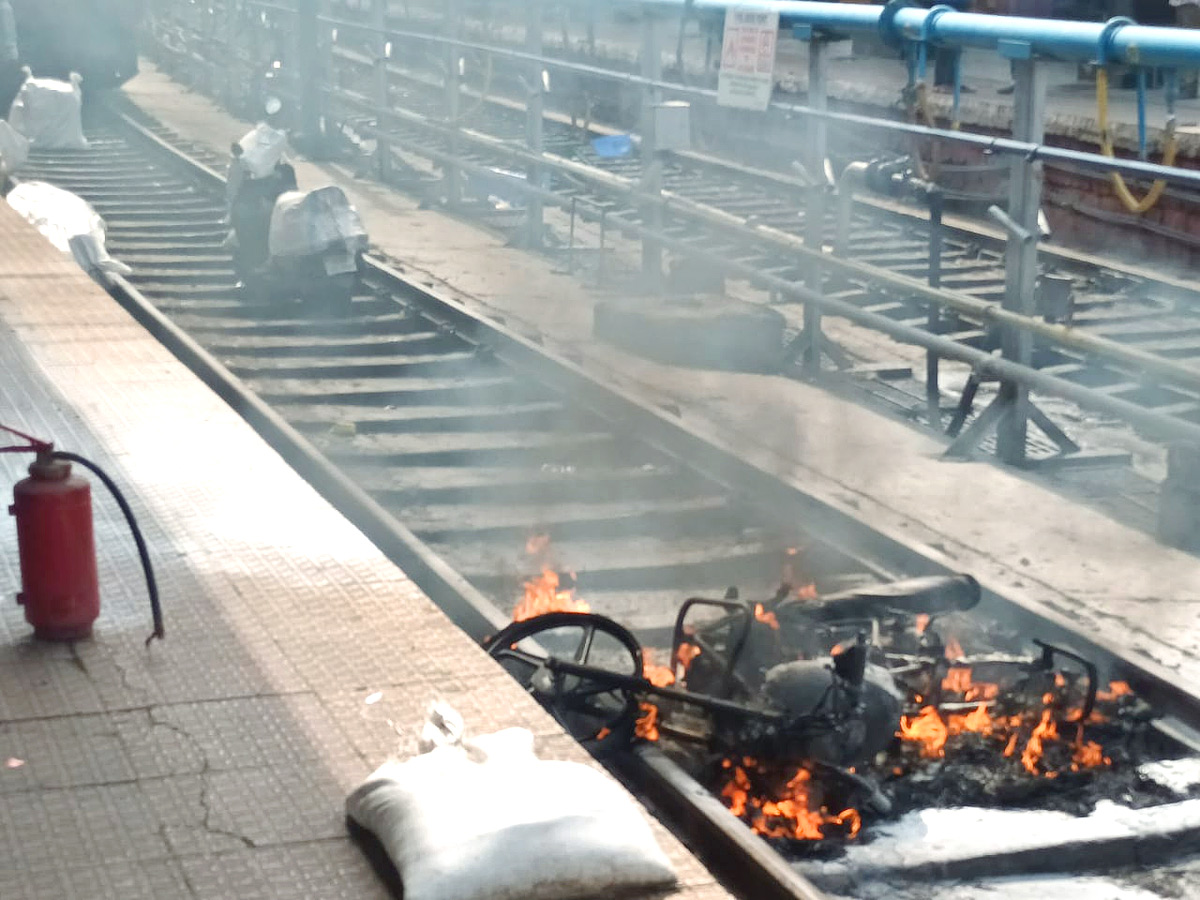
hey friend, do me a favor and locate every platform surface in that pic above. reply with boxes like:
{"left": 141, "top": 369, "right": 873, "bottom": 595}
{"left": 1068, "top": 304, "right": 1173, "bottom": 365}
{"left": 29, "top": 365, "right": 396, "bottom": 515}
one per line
{"left": 0, "top": 202, "right": 728, "bottom": 898}
{"left": 122, "top": 64, "right": 1200, "bottom": 701}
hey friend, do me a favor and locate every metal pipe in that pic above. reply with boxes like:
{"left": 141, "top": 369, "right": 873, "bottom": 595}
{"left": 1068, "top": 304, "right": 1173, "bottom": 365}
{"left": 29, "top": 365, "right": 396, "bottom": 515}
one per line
{"left": 631, "top": 1, "right": 1200, "bottom": 68}
{"left": 294, "top": 0, "right": 322, "bottom": 150}
{"left": 834, "top": 161, "right": 870, "bottom": 257}
{"left": 803, "top": 36, "right": 830, "bottom": 376}
{"left": 996, "top": 56, "right": 1047, "bottom": 465}
{"left": 329, "top": 82, "right": 1200, "bottom": 452}
{"left": 334, "top": 78, "right": 1200, "bottom": 400}
{"left": 640, "top": 10, "right": 664, "bottom": 288}
{"left": 444, "top": 0, "right": 462, "bottom": 206}
{"left": 525, "top": 0, "right": 545, "bottom": 248}
{"left": 371, "top": 0, "right": 392, "bottom": 181}
{"left": 925, "top": 182, "right": 944, "bottom": 429}
{"left": 311, "top": 9, "right": 1200, "bottom": 192}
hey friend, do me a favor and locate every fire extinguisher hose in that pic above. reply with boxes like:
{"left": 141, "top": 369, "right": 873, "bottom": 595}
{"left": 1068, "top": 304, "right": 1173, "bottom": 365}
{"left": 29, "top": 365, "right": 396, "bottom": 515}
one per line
{"left": 50, "top": 451, "right": 165, "bottom": 646}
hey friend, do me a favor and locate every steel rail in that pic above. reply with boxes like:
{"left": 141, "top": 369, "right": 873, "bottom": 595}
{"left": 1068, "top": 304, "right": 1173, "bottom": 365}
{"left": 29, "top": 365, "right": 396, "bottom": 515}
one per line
{"left": 242, "top": 0, "right": 1200, "bottom": 190}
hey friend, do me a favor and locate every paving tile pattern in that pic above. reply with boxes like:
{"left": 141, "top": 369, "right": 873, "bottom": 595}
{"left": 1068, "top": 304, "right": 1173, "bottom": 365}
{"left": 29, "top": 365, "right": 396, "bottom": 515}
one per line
{"left": 0, "top": 203, "right": 728, "bottom": 899}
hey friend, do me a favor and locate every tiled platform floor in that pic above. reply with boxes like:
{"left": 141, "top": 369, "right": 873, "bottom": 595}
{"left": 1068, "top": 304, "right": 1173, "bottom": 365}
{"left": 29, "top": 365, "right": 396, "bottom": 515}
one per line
{"left": 0, "top": 203, "right": 729, "bottom": 898}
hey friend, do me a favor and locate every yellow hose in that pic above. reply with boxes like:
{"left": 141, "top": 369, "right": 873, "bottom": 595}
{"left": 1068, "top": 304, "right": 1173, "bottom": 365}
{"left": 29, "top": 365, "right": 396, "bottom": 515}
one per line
{"left": 909, "top": 81, "right": 961, "bottom": 182}
{"left": 911, "top": 81, "right": 936, "bottom": 180}
{"left": 1096, "top": 67, "right": 1179, "bottom": 215}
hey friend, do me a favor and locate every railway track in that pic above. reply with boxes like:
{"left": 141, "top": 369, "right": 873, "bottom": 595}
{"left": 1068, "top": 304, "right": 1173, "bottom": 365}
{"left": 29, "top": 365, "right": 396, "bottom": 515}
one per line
{"left": 308, "top": 38, "right": 1200, "bottom": 471}
{"left": 14, "top": 102, "right": 1200, "bottom": 896}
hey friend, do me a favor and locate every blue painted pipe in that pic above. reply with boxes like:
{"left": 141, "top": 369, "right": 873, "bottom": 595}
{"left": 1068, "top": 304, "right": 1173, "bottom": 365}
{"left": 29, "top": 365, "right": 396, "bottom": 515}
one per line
{"left": 635, "top": 0, "right": 1200, "bottom": 69}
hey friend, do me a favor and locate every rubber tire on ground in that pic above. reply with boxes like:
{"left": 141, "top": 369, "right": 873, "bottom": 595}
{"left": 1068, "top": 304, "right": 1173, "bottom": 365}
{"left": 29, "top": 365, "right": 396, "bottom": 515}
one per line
{"left": 593, "top": 296, "right": 786, "bottom": 374}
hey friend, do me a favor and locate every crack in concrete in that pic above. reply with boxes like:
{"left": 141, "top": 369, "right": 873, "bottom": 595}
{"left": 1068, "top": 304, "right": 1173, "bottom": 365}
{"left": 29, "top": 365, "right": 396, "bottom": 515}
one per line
{"left": 144, "top": 707, "right": 258, "bottom": 850}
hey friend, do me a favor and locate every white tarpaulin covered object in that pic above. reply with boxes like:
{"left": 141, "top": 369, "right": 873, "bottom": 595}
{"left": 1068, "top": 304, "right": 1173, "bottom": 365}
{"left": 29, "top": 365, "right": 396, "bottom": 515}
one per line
{"left": 268, "top": 185, "right": 368, "bottom": 260}
{"left": 345, "top": 704, "right": 677, "bottom": 900}
{"left": 0, "top": 120, "right": 29, "bottom": 176}
{"left": 7, "top": 181, "right": 131, "bottom": 279}
{"left": 235, "top": 122, "right": 288, "bottom": 180}
{"left": 8, "top": 71, "right": 88, "bottom": 151}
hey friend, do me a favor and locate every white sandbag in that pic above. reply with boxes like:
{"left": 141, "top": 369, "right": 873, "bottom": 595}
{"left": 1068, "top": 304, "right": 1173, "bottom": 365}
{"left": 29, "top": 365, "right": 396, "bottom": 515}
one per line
{"left": 7, "top": 181, "right": 131, "bottom": 279}
{"left": 8, "top": 71, "right": 88, "bottom": 151}
{"left": 346, "top": 709, "right": 678, "bottom": 900}
{"left": 0, "top": 120, "right": 29, "bottom": 176}
{"left": 268, "top": 185, "right": 368, "bottom": 260}
{"left": 236, "top": 122, "right": 288, "bottom": 179}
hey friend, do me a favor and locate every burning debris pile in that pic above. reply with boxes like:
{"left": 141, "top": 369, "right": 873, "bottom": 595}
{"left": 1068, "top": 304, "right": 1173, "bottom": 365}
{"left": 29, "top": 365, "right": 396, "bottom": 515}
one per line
{"left": 486, "top": 538, "right": 1179, "bottom": 852}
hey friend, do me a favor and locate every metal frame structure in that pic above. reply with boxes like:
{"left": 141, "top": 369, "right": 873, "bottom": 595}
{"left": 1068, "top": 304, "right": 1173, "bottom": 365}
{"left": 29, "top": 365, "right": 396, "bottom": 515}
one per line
{"left": 146, "top": 0, "right": 1200, "bottom": 480}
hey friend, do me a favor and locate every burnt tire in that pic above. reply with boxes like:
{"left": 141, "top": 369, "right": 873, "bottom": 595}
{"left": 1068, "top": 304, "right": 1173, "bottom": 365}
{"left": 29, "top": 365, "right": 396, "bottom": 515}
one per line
{"left": 593, "top": 296, "right": 786, "bottom": 373}
{"left": 482, "top": 612, "right": 644, "bottom": 757}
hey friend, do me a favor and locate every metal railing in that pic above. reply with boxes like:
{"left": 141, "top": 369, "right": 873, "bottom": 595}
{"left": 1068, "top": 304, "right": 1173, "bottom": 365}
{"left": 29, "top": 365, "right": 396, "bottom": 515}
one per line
{"left": 144, "top": 0, "right": 1200, "bottom": 476}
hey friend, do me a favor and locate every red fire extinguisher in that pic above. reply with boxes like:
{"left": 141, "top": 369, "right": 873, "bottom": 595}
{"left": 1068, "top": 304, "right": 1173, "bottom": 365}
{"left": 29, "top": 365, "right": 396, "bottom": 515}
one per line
{"left": 3, "top": 424, "right": 164, "bottom": 644}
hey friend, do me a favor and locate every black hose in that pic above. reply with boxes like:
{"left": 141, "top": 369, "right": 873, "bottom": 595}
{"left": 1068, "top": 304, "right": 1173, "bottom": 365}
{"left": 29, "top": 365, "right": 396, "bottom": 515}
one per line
{"left": 50, "top": 451, "right": 165, "bottom": 646}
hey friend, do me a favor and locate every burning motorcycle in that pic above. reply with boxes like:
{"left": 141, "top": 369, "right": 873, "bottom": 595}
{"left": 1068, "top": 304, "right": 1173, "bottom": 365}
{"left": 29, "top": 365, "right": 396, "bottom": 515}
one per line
{"left": 482, "top": 572, "right": 1111, "bottom": 832}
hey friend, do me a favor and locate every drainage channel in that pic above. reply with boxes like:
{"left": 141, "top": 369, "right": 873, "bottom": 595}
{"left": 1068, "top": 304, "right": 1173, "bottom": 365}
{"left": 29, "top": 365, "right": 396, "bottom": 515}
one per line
{"left": 13, "top": 103, "right": 1200, "bottom": 898}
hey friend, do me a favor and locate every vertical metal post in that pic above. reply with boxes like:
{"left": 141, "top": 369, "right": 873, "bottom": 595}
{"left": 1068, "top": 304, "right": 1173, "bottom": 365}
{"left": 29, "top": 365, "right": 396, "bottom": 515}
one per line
{"left": 926, "top": 187, "right": 944, "bottom": 428}
{"left": 250, "top": 3, "right": 267, "bottom": 115}
{"left": 598, "top": 208, "right": 608, "bottom": 286}
{"left": 371, "top": 0, "right": 391, "bottom": 181}
{"left": 295, "top": 0, "right": 321, "bottom": 151}
{"left": 318, "top": 0, "right": 335, "bottom": 139}
{"left": 996, "top": 56, "right": 1046, "bottom": 465}
{"left": 525, "top": 0, "right": 545, "bottom": 248}
{"left": 223, "top": 0, "right": 240, "bottom": 108}
{"left": 640, "top": 11, "right": 663, "bottom": 289}
{"left": 802, "top": 37, "right": 830, "bottom": 376}
{"left": 444, "top": 0, "right": 462, "bottom": 206}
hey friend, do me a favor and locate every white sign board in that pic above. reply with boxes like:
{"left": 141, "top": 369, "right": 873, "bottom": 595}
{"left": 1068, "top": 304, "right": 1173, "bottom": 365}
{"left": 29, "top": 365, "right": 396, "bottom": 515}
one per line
{"left": 716, "top": 7, "right": 779, "bottom": 112}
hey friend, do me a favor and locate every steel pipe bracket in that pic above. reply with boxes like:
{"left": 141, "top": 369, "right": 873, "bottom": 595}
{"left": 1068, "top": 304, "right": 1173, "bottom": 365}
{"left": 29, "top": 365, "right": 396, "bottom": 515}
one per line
{"left": 1098, "top": 17, "right": 1135, "bottom": 66}
{"left": 879, "top": 0, "right": 917, "bottom": 50}
{"left": 922, "top": 5, "right": 955, "bottom": 47}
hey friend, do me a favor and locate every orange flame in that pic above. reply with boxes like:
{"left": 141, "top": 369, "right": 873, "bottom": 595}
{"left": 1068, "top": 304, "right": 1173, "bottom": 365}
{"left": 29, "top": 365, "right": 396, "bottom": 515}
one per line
{"left": 899, "top": 675, "right": 1117, "bottom": 778}
{"left": 513, "top": 567, "right": 589, "bottom": 621}
{"left": 898, "top": 706, "right": 949, "bottom": 758}
{"left": 796, "top": 583, "right": 818, "bottom": 601}
{"left": 915, "top": 614, "right": 930, "bottom": 634}
{"left": 944, "top": 637, "right": 965, "bottom": 661}
{"left": 1021, "top": 708, "right": 1059, "bottom": 775}
{"left": 676, "top": 642, "right": 702, "bottom": 674}
{"left": 1071, "top": 724, "right": 1110, "bottom": 770}
{"left": 720, "top": 759, "right": 861, "bottom": 841}
{"left": 964, "top": 682, "right": 999, "bottom": 702}
{"left": 1097, "top": 681, "right": 1133, "bottom": 701}
{"left": 754, "top": 603, "right": 780, "bottom": 630}
{"left": 942, "top": 667, "right": 974, "bottom": 694}
{"left": 642, "top": 648, "right": 676, "bottom": 688}
{"left": 950, "top": 702, "right": 995, "bottom": 736}
{"left": 635, "top": 702, "right": 660, "bottom": 741}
